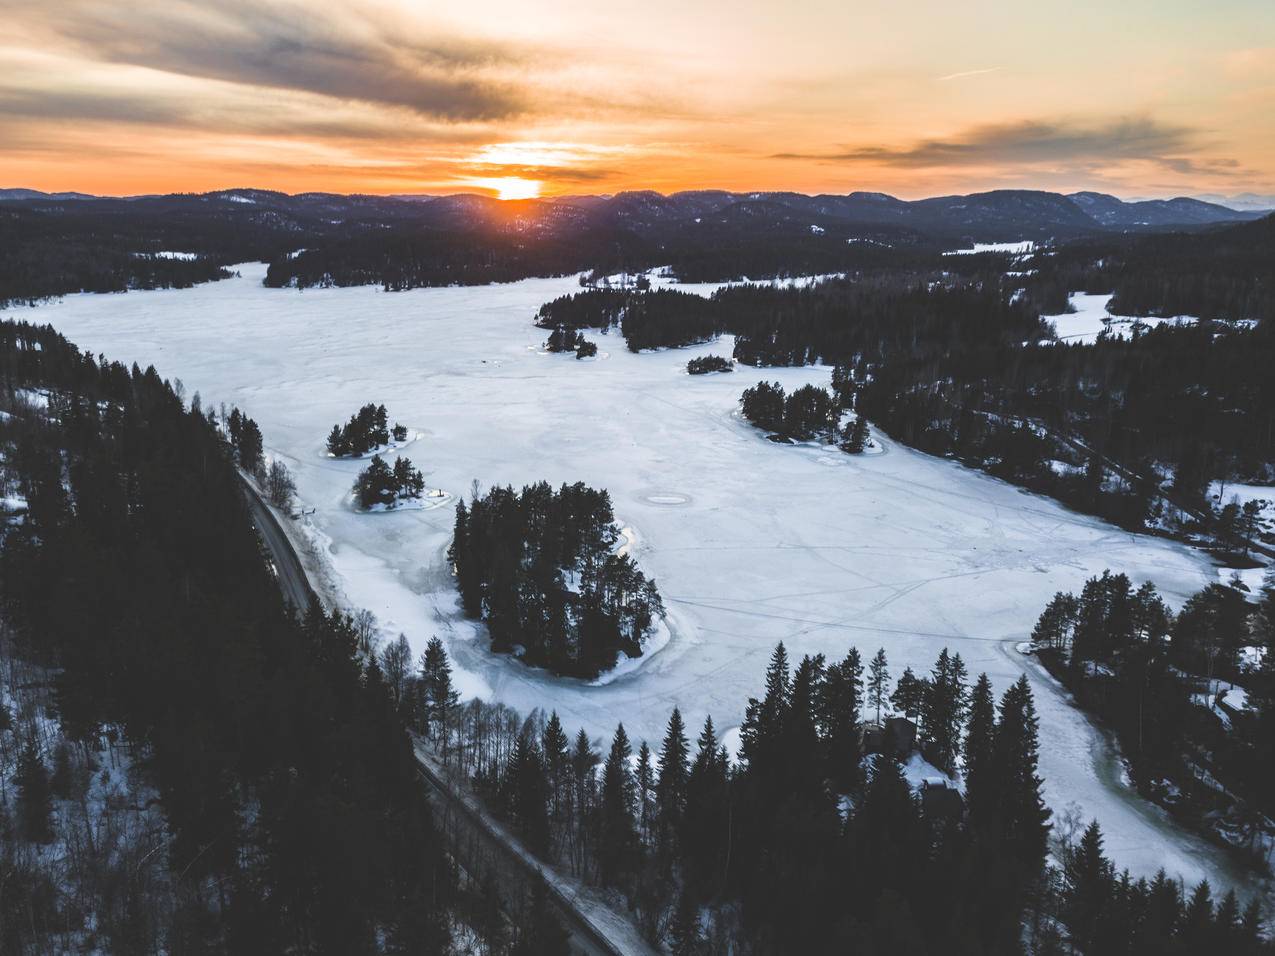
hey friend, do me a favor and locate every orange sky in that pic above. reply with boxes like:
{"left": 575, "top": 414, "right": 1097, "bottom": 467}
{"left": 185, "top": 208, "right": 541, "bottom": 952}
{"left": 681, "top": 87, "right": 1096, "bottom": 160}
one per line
{"left": 2, "top": 0, "right": 1273, "bottom": 200}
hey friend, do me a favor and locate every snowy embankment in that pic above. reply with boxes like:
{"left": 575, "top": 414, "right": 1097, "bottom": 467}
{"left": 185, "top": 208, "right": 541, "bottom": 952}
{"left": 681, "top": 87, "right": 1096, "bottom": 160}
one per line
{"left": 30, "top": 261, "right": 1256, "bottom": 894}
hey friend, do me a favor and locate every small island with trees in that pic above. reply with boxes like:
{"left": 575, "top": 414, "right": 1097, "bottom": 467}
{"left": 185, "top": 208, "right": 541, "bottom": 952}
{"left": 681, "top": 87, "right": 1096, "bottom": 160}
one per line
{"left": 352, "top": 454, "right": 426, "bottom": 511}
{"left": 326, "top": 402, "right": 409, "bottom": 457}
{"left": 544, "top": 325, "right": 599, "bottom": 359}
{"left": 449, "top": 481, "right": 665, "bottom": 679}
{"left": 687, "top": 355, "right": 733, "bottom": 374}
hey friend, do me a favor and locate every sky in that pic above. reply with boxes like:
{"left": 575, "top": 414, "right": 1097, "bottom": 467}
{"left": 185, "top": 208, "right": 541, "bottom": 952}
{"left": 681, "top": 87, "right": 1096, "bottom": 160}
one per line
{"left": 1, "top": 0, "right": 1273, "bottom": 200}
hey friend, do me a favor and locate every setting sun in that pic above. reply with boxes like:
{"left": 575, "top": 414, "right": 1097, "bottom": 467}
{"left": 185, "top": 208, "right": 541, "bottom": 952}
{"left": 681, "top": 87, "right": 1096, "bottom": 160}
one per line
{"left": 467, "top": 177, "right": 542, "bottom": 200}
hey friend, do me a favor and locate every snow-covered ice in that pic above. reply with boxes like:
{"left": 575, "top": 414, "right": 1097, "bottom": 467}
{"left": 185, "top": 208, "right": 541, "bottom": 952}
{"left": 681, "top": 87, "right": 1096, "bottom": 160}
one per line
{"left": 1050, "top": 293, "right": 1197, "bottom": 344}
{"left": 23, "top": 263, "right": 1256, "bottom": 893}
{"left": 943, "top": 241, "right": 1034, "bottom": 256}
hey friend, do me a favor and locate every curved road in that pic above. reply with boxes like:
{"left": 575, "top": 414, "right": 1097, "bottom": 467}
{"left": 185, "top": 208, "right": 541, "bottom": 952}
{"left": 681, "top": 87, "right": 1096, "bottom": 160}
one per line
{"left": 240, "top": 475, "right": 652, "bottom": 956}
{"left": 240, "top": 475, "right": 318, "bottom": 611}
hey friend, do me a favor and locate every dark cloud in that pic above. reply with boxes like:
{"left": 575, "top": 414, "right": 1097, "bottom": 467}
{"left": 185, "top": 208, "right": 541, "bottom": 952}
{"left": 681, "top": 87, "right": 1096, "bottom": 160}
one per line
{"left": 774, "top": 117, "right": 1207, "bottom": 168}
{"left": 0, "top": 85, "right": 496, "bottom": 144}
{"left": 3, "top": 0, "right": 528, "bottom": 122}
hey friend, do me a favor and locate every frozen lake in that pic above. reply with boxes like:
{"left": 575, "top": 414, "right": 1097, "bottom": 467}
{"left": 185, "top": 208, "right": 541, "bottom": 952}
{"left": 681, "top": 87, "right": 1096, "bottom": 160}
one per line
{"left": 28, "top": 264, "right": 1253, "bottom": 892}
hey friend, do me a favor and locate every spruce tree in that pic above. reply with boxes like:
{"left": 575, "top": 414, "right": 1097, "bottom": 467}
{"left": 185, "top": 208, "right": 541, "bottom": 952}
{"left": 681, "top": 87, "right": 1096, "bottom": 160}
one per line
{"left": 890, "top": 665, "right": 925, "bottom": 719}
{"left": 598, "top": 724, "right": 638, "bottom": 884}
{"left": 1064, "top": 820, "right": 1111, "bottom": 951}
{"left": 867, "top": 647, "right": 889, "bottom": 724}
{"left": 16, "top": 737, "right": 53, "bottom": 843}
{"left": 655, "top": 707, "right": 690, "bottom": 853}
{"left": 820, "top": 647, "right": 864, "bottom": 792}
{"left": 963, "top": 673, "right": 996, "bottom": 821}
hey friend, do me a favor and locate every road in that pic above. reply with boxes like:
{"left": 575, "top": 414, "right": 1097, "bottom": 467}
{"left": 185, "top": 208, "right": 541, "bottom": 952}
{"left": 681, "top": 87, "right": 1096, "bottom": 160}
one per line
{"left": 414, "top": 743, "right": 655, "bottom": 956}
{"left": 241, "top": 473, "right": 652, "bottom": 955}
{"left": 240, "top": 475, "right": 318, "bottom": 611}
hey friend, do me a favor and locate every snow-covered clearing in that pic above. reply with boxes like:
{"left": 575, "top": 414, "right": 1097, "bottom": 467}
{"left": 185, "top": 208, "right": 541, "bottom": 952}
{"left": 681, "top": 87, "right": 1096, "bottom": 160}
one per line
{"left": 1050, "top": 293, "right": 1196, "bottom": 344}
{"left": 24, "top": 263, "right": 1254, "bottom": 893}
{"left": 944, "top": 241, "right": 1034, "bottom": 256}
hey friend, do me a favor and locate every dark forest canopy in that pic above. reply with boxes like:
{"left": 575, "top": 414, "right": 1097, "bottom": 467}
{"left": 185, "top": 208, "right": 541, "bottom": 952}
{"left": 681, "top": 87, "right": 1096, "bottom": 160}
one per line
{"left": 449, "top": 482, "right": 664, "bottom": 679}
{"left": 533, "top": 275, "right": 1048, "bottom": 365}
{"left": 0, "top": 320, "right": 453, "bottom": 952}
{"left": 1029, "top": 569, "right": 1275, "bottom": 874}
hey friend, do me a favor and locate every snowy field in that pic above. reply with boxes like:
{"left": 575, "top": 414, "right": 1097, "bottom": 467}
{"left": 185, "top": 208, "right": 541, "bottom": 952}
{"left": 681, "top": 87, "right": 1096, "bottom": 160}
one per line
{"left": 24, "top": 264, "right": 1256, "bottom": 892}
{"left": 1050, "top": 293, "right": 1196, "bottom": 344}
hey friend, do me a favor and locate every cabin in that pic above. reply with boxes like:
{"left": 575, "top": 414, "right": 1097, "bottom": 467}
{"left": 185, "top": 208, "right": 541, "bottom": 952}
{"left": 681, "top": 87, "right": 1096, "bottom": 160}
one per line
{"left": 861, "top": 716, "right": 917, "bottom": 757}
{"left": 919, "top": 776, "right": 965, "bottom": 823}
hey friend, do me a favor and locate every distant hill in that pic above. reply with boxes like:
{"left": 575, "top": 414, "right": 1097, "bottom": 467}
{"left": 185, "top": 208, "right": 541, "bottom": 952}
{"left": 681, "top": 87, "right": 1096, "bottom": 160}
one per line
{"left": 2, "top": 186, "right": 1262, "bottom": 242}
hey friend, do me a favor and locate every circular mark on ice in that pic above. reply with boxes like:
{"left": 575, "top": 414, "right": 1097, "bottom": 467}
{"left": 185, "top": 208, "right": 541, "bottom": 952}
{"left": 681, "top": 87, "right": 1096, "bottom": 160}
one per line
{"left": 642, "top": 492, "right": 691, "bottom": 506}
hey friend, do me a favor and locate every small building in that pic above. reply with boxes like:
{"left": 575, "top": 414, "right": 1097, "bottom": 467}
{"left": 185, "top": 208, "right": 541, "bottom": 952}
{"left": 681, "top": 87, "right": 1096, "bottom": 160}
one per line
{"left": 919, "top": 777, "right": 965, "bottom": 823}
{"left": 860, "top": 716, "right": 917, "bottom": 758}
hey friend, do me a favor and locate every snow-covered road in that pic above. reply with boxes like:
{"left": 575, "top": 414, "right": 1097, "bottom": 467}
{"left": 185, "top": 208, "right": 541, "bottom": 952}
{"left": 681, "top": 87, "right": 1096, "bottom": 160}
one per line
{"left": 27, "top": 263, "right": 1252, "bottom": 893}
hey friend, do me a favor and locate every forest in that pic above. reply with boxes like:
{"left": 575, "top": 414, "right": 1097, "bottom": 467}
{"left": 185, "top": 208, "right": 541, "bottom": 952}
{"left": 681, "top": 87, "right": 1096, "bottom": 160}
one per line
{"left": 1028, "top": 569, "right": 1275, "bottom": 868}
{"left": 449, "top": 482, "right": 665, "bottom": 679}
{"left": 856, "top": 316, "right": 1275, "bottom": 535}
{"left": 0, "top": 321, "right": 458, "bottom": 953}
{"left": 401, "top": 632, "right": 1272, "bottom": 955}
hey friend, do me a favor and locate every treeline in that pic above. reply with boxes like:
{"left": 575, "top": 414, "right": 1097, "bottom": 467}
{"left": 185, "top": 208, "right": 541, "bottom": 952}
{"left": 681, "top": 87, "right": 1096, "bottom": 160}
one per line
{"left": 0, "top": 321, "right": 455, "bottom": 953}
{"left": 264, "top": 226, "right": 638, "bottom": 290}
{"left": 449, "top": 482, "right": 664, "bottom": 679}
{"left": 992, "top": 216, "right": 1275, "bottom": 325}
{"left": 1030, "top": 570, "right": 1275, "bottom": 865}
{"left": 858, "top": 318, "right": 1275, "bottom": 533}
{"left": 533, "top": 276, "right": 1047, "bottom": 366}
{"left": 326, "top": 402, "right": 407, "bottom": 457}
{"left": 535, "top": 287, "right": 721, "bottom": 352}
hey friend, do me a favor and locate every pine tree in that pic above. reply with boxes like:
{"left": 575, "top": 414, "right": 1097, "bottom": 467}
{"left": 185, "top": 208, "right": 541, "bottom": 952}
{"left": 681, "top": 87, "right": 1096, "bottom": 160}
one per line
{"left": 992, "top": 675, "right": 1051, "bottom": 862}
{"left": 635, "top": 741, "right": 655, "bottom": 847}
{"left": 326, "top": 424, "right": 346, "bottom": 456}
{"left": 740, "top": 642, "right": 789, "bottom": 770}
{"left": 668, "top": 888, "right": 704, "bottom": 955}
{"left": 542, "top": 711, "right": 571, "bottom": 823}
{"left": 16, "top": 737, "right": 53, "bottom": 843}
{"left": 920, "top": 648, "right": 968, "bottom": 773}
{"left": 1180, "top": 881, "right": 1215, "bottom": 951}
{"left": 683, "top": 717, "right": 729, "bottom": 897}
{"left": 511, "top": 880, "right": 571, "bottom": 956}
{"left": 419, "top": 637, "right": 458, "bottom": 745}
{"left": 1064, "top": 820, "right": 1111, "bottom": 951}
{"left": 655, "top": 707, "right": 690, "bottom": 854}
{"left": 963, "top": 673, "right": 996, "bottom": 822}
{"left": 839, "top": 415, "right": 870, "bottom": 454}
{"left": 867, "top": 647, "right": 890, "bottom": 724}
{"left": 890, "top": 665, "right": 925, "bottom": 720}
{"left": 597, "top": 724, "right": 638, "bottom": 884}
{"left": 820, "top": 647, "right": 864, "bottom": 792}
{"left": 507, "top": 731, "right": 551, "bottom": 857}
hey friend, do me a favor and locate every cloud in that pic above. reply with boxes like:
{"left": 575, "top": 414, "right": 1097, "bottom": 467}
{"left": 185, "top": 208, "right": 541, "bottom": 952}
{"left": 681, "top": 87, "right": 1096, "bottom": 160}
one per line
{"left": 1, "top": 0, "right": 529, "bottom": 122}
{"left": 936, "top": 67, "right": 1002, "bottom": 82}
{"left": 774, "top": 117, "right": 1206, "bottom": 169}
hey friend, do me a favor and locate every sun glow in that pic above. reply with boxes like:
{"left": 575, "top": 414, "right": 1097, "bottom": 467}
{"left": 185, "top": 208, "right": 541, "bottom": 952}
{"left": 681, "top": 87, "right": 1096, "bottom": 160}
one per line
{"left": 465, "top": 176, "right": 542, "bottom": 200}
